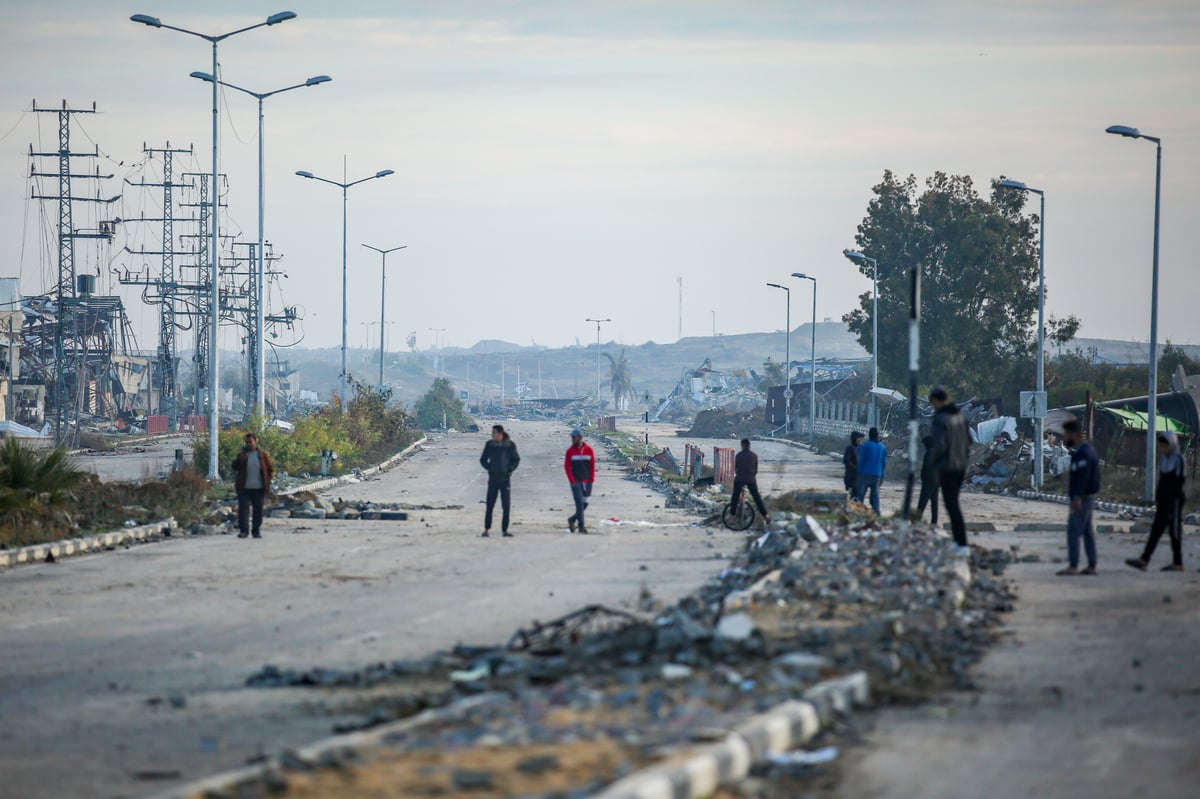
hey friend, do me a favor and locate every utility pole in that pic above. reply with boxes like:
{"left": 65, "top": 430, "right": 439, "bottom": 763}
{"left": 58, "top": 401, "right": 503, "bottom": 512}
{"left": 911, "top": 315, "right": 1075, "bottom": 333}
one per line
{"left": 121, "top": 142, "right": 193, "bottom": 431}
{"left": 179, "top": 170, "right": 223, "bottom": 417}
{"left": 586, "top": 317, "right": 610, "bottom": 407}
{"left": 30, "top": 100, "right": 118, "bottom": 444}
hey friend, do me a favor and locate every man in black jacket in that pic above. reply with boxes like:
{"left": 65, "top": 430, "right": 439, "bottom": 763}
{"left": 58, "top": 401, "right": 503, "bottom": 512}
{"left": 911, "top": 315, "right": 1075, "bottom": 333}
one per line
{"left": 729, "top": 439, "right": 770, "bottom": 525}
{"left": 929, "top": 387, "right": 971, "bottom": 555}
{"left": 1060, "top": 419, "right": 1100, "bottom": 575}
{"left": 479, "top": 424, "right": 520, "bottom": 538}
{"left": 1127, "top": 431, "right": 1187, "bottom": 572}
{"left": 843, "top": 431, "right": 863, "bottom": 495}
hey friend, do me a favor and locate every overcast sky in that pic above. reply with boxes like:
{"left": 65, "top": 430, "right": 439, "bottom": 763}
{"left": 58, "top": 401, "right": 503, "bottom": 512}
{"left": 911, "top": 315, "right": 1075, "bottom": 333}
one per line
{"left": 1, "top": 1, "right": 1197, "bottom": 358}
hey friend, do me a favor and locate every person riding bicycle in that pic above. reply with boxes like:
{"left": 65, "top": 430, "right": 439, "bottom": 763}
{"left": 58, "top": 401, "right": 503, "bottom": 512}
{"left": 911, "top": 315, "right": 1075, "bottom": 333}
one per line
{"left": 729, "top": 438, "right": 770, "bottom": 526}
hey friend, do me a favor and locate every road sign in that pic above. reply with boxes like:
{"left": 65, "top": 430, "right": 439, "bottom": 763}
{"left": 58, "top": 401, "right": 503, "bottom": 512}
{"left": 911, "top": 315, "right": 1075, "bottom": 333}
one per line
{"left": 783, "top": 389, "right": 794, "bottom": 400}
{"left": 1020, "top": 390, "right": 1048, "bottom": 419}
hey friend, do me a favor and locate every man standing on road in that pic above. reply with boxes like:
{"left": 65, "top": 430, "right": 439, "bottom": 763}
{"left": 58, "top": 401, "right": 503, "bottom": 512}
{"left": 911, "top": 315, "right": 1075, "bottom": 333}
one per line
{"left": 479, "top": 424, "right": 520, "bottom": 538}
{"left": 232, "top": 432, "right": 274, "bottom": 539}
{"left": 1126, "top": 431, "right": 1187, "bottom": 573}
{"left": 929, "top": 387, "right": 971, "bottom": 556}
{"left": 843, "top": 431, "right": 863, "bottom": 496}
{"left": 729, "top": 438, "right": 770, "bottom": 526}
{"left": 1060, "top": 419, "right": 1100, "bottom": 576}
{"left": 564, "top": 429, "right": 596, "bottom": 534}
{"left": 856, "top": 427, "right": 887, "bottom": 514}
{"left": 915, "top": 434, "right": 940, "bottom": 526}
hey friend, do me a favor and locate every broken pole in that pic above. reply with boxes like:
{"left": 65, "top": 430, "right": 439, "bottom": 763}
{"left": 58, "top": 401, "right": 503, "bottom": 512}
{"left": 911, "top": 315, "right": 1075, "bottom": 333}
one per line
{"left": 901, "top": 265, "right": 922, "bottom": 524}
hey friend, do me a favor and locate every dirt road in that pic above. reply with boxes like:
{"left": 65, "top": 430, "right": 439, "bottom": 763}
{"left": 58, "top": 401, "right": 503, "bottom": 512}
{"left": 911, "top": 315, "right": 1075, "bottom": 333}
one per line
{"left": 0, "top": 422, "right": 731, "bottom": 799}
{"left": 72, "top": 435, "right": 194, "bottom": 483}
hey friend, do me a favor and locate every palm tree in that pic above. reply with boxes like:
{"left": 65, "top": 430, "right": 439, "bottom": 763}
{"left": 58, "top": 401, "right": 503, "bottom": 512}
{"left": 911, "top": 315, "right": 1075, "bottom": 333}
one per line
{"left": 604, "top": 349, "right": 635, "bottom": 409}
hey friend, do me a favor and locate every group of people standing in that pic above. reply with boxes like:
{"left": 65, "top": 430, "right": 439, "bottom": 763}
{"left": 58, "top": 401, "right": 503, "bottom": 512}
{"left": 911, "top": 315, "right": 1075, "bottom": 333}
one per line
{"left": 842, "top": 387, "right": 972, "bottom": 555}
{"left": 477, "top": 424, "right": 597, "bottom": 537}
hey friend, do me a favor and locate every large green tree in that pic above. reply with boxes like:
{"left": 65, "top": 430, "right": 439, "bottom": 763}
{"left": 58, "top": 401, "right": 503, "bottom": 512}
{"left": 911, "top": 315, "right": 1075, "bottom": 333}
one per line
{"left": 413, "top": 377, "right": 473, "bottom": 430}
{"left": 844, "top": 171, "right": 1079, "bottom": 403}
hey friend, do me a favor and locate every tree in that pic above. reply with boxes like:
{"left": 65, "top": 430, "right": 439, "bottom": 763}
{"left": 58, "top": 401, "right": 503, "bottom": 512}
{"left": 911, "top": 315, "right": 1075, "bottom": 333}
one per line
{"left": 1159, "top": 341, "right": 1200, "bottom": 384}
{"left": 759, "top": 357, "right": 787, "bottom": 390}
{"left": 844, "top": 170, "right": 1080, "bottom": 403}
{"left": 413, "top": 377, "right": 473, "bottom": 430}
{"left": 604, "top": 349, "right": 635, "bottom": 408}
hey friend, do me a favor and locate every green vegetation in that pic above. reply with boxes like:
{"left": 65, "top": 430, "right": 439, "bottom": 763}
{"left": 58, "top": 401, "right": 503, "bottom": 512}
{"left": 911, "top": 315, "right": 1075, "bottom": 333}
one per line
{"left": 193, "top": 381, "right": 416, "bottom": 478}
{"left": 1048, "top": 341, "right": 1200, "bottom": 408}
{"left": 0, "top": 441, "right": 209, "bottom": 548}
{"left": 845, "top": 170, "right": 1079, "bottom": 404}
{"left": 759, "top": 357, "right": 787, "bottom": 390}
{"left": 412, "top": 377, "right": 473, "bottom": 430}
{"left": 604, "top": 349, "right": 635, "bottom": 408}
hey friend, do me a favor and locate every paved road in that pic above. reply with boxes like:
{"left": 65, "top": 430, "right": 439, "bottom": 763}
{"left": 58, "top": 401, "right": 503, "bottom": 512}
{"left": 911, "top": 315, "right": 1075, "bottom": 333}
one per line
{"left": 0, "top": 422, "right": 732, "bottom": 799}
{"left": 835, "top": 530, "right": 1200, "bottom": 799}
{"left": 72, "top": 435, "right": 194, "bottom": 483}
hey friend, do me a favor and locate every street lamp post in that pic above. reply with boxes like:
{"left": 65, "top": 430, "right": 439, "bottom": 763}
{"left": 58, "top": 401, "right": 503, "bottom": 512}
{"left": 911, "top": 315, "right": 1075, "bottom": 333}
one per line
{"left": 792, "top": 273, "right": 817, "bottom": 444}
{"left": 190, "top": 72, "right": 330, "bottom": 418}
{"left": 1106, "top": 124, "right": 1163, "bottom": 502}
{"left": 766, "top": 283, "right": 791, "bottom": 434}
{"left": 428, "top": 328, "right": 446, "bottom": 378}
{"left": 131, "top": 9, "right": 297, "bottom": 479}
{"left": 295, "top": 161, "right": 393, "bottom": 408}
{"left": 843, "top": 250, "right": 879, "bottom": 427}
{"left": 585, "top": 318, "right": 611, "bottom": 407}
{"left": 362, "top": 244, "right": 406, "bottom": 391}
{"left": 996, "top": 178, "right": 1047, "bottom": 489}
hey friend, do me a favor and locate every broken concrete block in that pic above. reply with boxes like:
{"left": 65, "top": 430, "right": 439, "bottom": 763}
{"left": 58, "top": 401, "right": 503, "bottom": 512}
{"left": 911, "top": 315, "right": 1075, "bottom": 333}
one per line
{"left": 715, "top": 612, "right": 756, "bottom": 642}
{"left": 268, "top": 509, "right": 292, "bottom": 519}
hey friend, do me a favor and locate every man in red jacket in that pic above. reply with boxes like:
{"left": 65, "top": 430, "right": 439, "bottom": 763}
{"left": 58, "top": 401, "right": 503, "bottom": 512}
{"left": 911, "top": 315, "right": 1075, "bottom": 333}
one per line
{"left": 564, "top": 428, "right": 596, "bottom": 534}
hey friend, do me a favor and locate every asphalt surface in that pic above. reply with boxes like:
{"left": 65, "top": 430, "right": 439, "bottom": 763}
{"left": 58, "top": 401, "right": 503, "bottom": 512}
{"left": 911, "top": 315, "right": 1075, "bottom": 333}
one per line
{"left": 0, "top": 422, "right": 732, "bottom": 799}
{"left": 72, "top": 435, "right": 194, "bottom": 483}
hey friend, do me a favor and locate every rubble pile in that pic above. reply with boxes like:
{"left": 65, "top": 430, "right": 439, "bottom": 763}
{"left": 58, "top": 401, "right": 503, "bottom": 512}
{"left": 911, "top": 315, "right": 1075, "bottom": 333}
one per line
{"left": 685, "top": 407, "right": 767, "bottom": 439}
{"left": 236, "top": 514, "right": 1015, "bottom": 797}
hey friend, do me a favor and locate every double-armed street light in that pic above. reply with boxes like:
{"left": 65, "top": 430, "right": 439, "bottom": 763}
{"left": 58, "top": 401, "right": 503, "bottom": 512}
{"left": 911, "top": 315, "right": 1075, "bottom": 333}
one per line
{"left": 295, "top": 163, "right": 393, "bottom": 407}
{"left": 766, "top": 283, "right": 791, "bottom": 433}
{"left": 131, "top": 9, "right": 298, "bottom": 478}
{"left": 842, "top": 250, "right": 879, "bottom": 426}
{"left": 362, "top": 245, "right": 406, "bottom": 391}
{"left": 190, "top": 71, "right": 331, "bottom": 417}
{"left": 792, "top": 273, "right": 817, "bottom": 444}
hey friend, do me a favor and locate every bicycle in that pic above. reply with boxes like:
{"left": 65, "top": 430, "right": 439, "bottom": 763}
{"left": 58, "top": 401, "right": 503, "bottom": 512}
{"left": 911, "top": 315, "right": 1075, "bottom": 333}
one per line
{"left": 721, "top": 486, "right": 756, "bottom": 531}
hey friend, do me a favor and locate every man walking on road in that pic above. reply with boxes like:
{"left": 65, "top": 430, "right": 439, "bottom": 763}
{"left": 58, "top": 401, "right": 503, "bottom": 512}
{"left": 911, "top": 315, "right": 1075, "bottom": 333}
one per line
{"left": 729, "top": 438, "right": 770, "bottom": 526}
{"left": 929, "top": 386, "right": 971, "bottom": 556}
{"left": 564, "top": 429, "right": 596, "bottom": 534}
{"left": 915, "top": 434, "right": 940, "bottom": 526}
{"left": 1126, "top": 431, "right": 1187, "bottom": 572}
{"left": 232, "top": 432, "right": 274, "bottom": 539}
{"left": 1060, "top": 419, "right": 1100, "bottom": 576}
{"left": 855, "top": 427, "right": 887, "bottom": 514}
{"left": 480, "top": 424, "right": 520, "bottom": 538}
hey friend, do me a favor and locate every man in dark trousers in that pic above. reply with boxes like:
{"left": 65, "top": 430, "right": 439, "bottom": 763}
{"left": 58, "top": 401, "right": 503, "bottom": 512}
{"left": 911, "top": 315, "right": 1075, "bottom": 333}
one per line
{"left": 915, "top": 434, "right": 940, "bottom": 526}
{"left": 843, "top": 431, "right": 863, "bottom": 495}
{"left": 855, "top": 428, "right": 887, "bottom": 514}
{"left": 1060, "top": 419, "right": 1100, "bottom": 575}
{"left": 564, "top": 428, "right": 596, "bottom": 534}
{"left": 479, "top": 424, "right": 520, "bottom": 538}
{"left": 929, "top": 387, "right": 971, "bottom": 556}
{"left": 232, "top": 432, "right": 274, "bottom": 539}
{"left": 729, "top": 438, "right": 770, "bottom": 526}
{"left": 1126, "top": 431, "right": 1187, "bottom": 572}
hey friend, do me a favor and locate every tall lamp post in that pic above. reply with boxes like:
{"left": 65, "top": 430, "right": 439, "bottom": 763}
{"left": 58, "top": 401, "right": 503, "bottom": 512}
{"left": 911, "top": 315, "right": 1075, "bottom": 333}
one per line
{"left": 766, "top": 283, "right": 791, "bottom": 434}
{"left": 362, "top": 244, "right": 406, "bottom": 391}
{"left": 792, "top": 273, "right": 817, "bottom": 444}
{"left": 190, "top": 71, "right": 331, "bottom": 418}
{"left": 428, "top": 327, "right": 446, "bottom": 378}
{"left": 131, "top": 9, "right": 297, "bottom": 480}
{"left": 843, "top": 250, "right": 879, "bottom": 427}
{"left": 996, "top": 178, "right": 1047, "bottom": 488}
{"left": 1106, "top": 124, "right": 1163, "bottom": 502}
{"left": 295, "top": 161, "right": 393, "bottom": 408}
{"left": 585, "top": 318, "right": 611, "bottom": 407}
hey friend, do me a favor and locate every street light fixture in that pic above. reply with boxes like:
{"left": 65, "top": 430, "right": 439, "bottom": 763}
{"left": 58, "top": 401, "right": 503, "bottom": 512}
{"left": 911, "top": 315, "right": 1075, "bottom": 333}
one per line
{"left": 294, "top": 162, "right": 393, "bottom": 408}
{"left": 1105, "top": 124, "right": 1163, "bottom": 501}
{"left": 190, "top": 71, "right": 331, "bottom": 418}
{"left": 585, "top": 318, "right": 611, "bottom": 407}
{"left": 131, "top": 9, "right": 298, "bottom": 480}
{"left": 362, "top": 244, "right": 406, "bottom": 391}
{"left": 843, "top": 249, "right": 879, "bottom": 426}
{"left": 766, "top": 283, "right": 791, "bottom": 434}
{"left": 792, "top": 273, "right": 817, "bottom": 444}
{"left": 996, "top": 177, "right": 1048, "bottom": 489}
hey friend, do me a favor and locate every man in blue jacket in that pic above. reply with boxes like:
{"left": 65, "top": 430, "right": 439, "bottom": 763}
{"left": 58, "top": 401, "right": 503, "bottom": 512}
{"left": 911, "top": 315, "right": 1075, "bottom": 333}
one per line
{"left": 856, "top": 427, "right": 887, "bottom": 514}
{"left": 1060, "top": 419, "right": 1100, "bottom": 575}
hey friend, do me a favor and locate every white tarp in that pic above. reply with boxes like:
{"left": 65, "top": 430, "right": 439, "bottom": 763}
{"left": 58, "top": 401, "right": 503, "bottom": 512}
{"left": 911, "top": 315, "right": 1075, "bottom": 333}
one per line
{"left": 0, "top": 419, "right": 47, "bottom": 438}
{"left": 972, "top": 416, "right": 1017, "bottom": 444}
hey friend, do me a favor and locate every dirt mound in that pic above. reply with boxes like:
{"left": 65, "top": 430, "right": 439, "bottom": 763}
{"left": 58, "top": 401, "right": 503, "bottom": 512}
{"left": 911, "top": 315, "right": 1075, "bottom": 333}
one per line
{"left": 685, "top": 407, "right": 765, "bottom": 438}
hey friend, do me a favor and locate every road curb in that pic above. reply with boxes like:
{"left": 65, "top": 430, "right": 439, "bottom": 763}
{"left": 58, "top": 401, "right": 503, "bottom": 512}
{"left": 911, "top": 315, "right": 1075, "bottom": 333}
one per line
{"left": 0, "top": 517, "right": 178, "bottom": 569}
{"left": 594, "top": 671, "right": 869, "bottom": 799}
{"left": 277, "top": 436, "right": 428, "bottom": 497}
